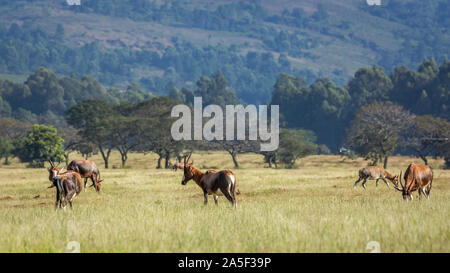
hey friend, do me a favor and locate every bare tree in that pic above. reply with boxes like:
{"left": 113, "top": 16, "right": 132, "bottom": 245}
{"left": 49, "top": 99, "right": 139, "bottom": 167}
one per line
{"left": 346, "top": 101, "right": 414, "bottom": 168}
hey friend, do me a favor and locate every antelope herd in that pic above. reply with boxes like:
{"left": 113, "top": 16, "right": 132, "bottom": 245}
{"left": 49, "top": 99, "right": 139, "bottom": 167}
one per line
{"left": 45, "top": 153, "right": 435, "bottom": 210}
{"left": 354, "top": 163, "right": 434, "bottom": 200}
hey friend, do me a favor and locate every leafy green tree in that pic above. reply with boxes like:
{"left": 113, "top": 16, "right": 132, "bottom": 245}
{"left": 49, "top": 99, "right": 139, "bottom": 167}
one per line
{"left": 271, "top": 74, "right": 350, "bottom": 150}
{"left": 194, "top": 70, "right": 240, "bottom": 107}
{"left": 346, "top": 102, "right": 413, "bottom": 168}
{"left": 308, "top": 78, "right": 351, "bottom": 149}
{"left": 430, "top": 60, "right": 450, "bottom": 119}
{"left": 16, "top": 124, "right": 64, "bottom": 168}
{"left": 278, "top": 129, "right": 317, "bottom": 168}
{"left": 0, "top": 137, "right": 13, "bottom": 165}
{"left": 168, "top": 86, "right": 186, "bottom": 103}
{"left": 347, "top": 65, "right": 393, "bottom": 110}
{"left": 23, "top": 67, "right": 66, "bottom": 114}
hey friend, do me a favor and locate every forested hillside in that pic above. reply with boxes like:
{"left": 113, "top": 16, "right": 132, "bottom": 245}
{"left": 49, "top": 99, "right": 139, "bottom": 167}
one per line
{"left": 0, "top": 0, "right": 448, "bottom": 104}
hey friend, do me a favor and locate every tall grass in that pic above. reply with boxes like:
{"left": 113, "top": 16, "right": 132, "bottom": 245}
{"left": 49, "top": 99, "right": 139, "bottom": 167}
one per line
{"left": 0, "top": 153, "right": 448, "bottom": 252}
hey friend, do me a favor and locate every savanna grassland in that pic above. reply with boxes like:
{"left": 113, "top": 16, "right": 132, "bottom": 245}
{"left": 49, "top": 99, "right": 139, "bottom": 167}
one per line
{"left": 0, "top": 152, "right": 448, "bottom": 253}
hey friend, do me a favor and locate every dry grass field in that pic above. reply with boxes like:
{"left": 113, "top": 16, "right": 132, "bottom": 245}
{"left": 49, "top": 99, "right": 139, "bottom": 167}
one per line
{"left": 0, "top": 152, "right": 448, "bottom": 253}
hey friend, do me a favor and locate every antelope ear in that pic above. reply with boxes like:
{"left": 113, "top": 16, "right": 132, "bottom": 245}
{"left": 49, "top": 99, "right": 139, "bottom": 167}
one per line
{"left": 47, "top": 168, "right": 51, "bottom": 172}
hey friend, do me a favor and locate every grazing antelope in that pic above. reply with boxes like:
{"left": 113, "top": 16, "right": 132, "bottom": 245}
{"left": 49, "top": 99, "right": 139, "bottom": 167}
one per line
{"left": 172, "top": 162, "right": 184, "bottom": 171}
{"left": 48, "top": 160, "right": 83, "bottom": 209}
{"left": 67, "top": 160, "right": 102, "bottom": 192}
{"left": 395, "top": 163, "right": 433, "bottom": 200}
{"left": 353, "top": 166, "right": 399, "bottom": 189}
{"left": 181, "top": 153, "right": 237, "bottom": 208}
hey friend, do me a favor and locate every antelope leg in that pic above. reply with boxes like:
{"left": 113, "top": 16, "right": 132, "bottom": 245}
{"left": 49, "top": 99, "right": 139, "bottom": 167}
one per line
{"left": 203, "top": 190, "right": 208, "bottom": 206}
{"left": 382, "top": 178, "right": 390, "bottom": 188}
{"left": 362, "top": 178, "right": 368, "bottom": 189}
{"left": 353, "top": 177, "right": 361, "bottom": 188}
{"left": 220, "top": 187, "right": 235, "bottom": 208}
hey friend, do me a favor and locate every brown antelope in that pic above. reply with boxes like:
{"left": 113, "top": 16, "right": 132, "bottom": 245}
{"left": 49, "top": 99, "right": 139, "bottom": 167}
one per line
{"left": 181, "top": 153, "right": 237, "bottom": 208}
{"left": 67, "top": 160, "right": 102, "bottom": 192}
{"left": 48, "top": 161, "right": 83, "bottom": 209}
{"left": 353, "top": 166, "right": 399, "bottom": 189}
{"left": 172, "top": 162, "right": 184, "bottom": 171}
{"left": 395, "top": 163, "right": 433, "bottom": 200}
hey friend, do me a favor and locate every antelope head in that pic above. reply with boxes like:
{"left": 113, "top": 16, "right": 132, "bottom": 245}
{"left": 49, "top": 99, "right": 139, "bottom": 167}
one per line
{"left": 391, "top": 175, "right": 399, "bottom": 188}
{"left": 395, "top": 171, "right": 415, "bottom": 200}
{"left": 181, "top": 153, "right": 194, "bottom": 185}
{"left": 47, "top": 160, "right": 63, "bottom": 181}
{"left": 90, "top": 179, "right": 103, "bottom": 192}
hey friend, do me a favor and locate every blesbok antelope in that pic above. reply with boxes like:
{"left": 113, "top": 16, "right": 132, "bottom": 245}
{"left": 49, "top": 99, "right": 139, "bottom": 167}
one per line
{"left": 395, "top": 163, "right": 433, "bottom": 200}
{"left": 181, "top": 153, "right": 237, "bottom": 208}
{"left": 48, "top": 160, "right": 83, "bottom": 209}
{"left": 172, "top": 162, "right": 184, "bottom": 171}
{"left": 67, "top": 160, "right": 102, "bottom": 192}
{"left": 353, "top": 166, "right": 399, "bottom": 189}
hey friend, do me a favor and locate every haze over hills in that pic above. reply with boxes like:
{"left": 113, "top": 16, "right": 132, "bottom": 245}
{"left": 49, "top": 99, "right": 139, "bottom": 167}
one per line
{"left": 0, "top": 0, "right": 448, "bottom": 104}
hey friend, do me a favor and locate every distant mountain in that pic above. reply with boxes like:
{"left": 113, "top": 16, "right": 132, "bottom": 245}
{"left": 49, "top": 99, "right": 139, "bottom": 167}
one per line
{"left": 0, "top": 0, "right": 448, "bottom": 104}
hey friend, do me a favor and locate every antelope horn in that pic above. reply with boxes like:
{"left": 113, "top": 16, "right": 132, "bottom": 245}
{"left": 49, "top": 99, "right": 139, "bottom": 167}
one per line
{"left": 407, "top": 170, "right": 416, "bottom": 192}
{"left": 186, "top": 152, "right": 192, "bottom": 164}
{"left": 49, "top": 160, "right": 54, "bottom": 168}
{"left": 398, "top": 171, "right": 404, "bottom": 189}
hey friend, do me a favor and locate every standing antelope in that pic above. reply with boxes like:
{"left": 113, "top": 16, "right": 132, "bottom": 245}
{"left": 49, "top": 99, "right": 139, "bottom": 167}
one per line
{"left": 353, "top": 166, "right": 399, "bottom": 189}
{"left": 181, "top": 153, "right": 237, "bottom": 208}
{"left": 67, "top": 160, "right": 102, "bottom": 192}
{"left": 48, "top": 160, "right": 83, "bottom": 209}
{"left": 395, "top": 163, "right": 433, "bottom": 200}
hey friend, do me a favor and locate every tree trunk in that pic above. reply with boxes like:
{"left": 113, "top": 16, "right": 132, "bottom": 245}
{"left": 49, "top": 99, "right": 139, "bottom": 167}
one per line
{"left": 419, "top": 154, "right": 428, "bottom": 165}
{"left": 268, "top": 158, "right": 272, "bottom": 168}
{"left": 230, "top": 152, "right": 239, "bottom": 168}
{"left": 383, "top": 156, "right": 388, "bottom": 169}
{"left": 121, "top": 152, "right": 127, "bottom": 168}
{"left": 4, "top": 155, "right": 9, "bottom": 165}
{"left": 157, "top": 155, "right": 163, "bottom": 169}
{"left": 99, "top": 146, "right": 111, "bottom": 169}
{"left": 64, "top": 152, "right": 70, "bottom": 167}
{"left": 164, "top": 154, "right": 170, "bottom": 169}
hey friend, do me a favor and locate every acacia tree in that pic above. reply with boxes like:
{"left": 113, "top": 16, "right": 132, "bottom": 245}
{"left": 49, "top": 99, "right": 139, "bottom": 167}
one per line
{"left": 278, "top": 129, "right": 317, "bottom": 168}
{"left": 402, "top": 115, "right": 450, "bottom": 165}
{"left": 133, "top": 97, "right": 184, "bottom": 169}
{"left": 109, "top": 114, "right": 139, "bottom": 168}
{"left": 66, "top": 100, "right": 116, "bottom": 168}
{"left": 346, "top": 101, "right": 413, "bottom": 168}
{"left": 58, "top": 127, "right": 81, "bottom": 166}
